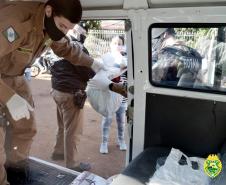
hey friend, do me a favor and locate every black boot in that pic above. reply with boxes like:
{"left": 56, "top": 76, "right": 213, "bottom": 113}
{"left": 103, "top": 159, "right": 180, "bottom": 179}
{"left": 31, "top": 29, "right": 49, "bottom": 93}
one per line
{"left": 6, "top": 160, "right": 31, "bottom": 185}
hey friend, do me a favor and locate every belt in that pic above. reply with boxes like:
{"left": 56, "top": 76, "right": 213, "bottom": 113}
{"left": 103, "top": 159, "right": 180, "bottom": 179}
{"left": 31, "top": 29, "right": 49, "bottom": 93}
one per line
{"left": 54, "top": 88, "right": 86, "bottom": 95}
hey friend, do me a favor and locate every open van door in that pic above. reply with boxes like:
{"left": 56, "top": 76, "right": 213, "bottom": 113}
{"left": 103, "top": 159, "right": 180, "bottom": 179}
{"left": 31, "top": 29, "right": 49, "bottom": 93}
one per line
{"left": 111, "top": 1, "right": 226, "bottom": 185}
{"left": 82, "top": 5, "right": 135, "bottom": 167}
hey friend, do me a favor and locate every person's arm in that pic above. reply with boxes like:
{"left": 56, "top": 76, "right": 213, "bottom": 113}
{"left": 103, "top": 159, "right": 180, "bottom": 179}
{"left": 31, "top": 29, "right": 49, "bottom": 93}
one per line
{"left": 50, "top": 38, "right": 103, "bottom": 72}
{"left": 0, "top": 79, "right": 15, "bottom": 104}
{"left": 88, "top": 70, "right": 127, "bottom": 97}
{"left": 0, "top": 19, "right": 28, "bottom": 104}
{"left": 109, "top": 82, "right": 127, "bottom": 98}
{"left": 0, "top": 6, "right": 34, "bottom": 120}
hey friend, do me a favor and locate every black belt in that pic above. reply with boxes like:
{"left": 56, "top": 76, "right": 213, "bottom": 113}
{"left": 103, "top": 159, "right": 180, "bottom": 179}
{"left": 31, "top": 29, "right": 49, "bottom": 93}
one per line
{"left": 54, "top": 88, "right": 86, "bottom": 95}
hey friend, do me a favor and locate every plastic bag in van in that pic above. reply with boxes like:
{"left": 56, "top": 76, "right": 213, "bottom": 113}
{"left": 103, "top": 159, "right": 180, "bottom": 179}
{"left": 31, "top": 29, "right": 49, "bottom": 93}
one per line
{"left": 147, "top": 148, "right": 210, "bottom": 185}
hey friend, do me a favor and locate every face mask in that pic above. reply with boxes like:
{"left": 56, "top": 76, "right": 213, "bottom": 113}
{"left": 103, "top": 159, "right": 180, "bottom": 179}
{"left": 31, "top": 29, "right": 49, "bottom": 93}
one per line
{"left": 44, "top": 15, "right": 65, "bottom": 41}
{"left": 80, "top": 34, "right": 86, "bottom": 44}
{"left": 118, "top": 45, "right": 123, "bottom": 52}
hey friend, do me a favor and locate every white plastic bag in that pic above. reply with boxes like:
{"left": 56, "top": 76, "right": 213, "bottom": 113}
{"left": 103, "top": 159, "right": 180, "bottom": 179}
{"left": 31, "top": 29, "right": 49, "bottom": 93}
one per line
{"left": 86, "top": 69, "right": 123, "bottom": 117}
{"left": 86, "top": 88, "right": 122, "bottom": 117}
{"left": 70, "top": 171, "right": 107, "bottom": 185}
{"left": 147, "top": 148, "right": 210, "bottom": 185}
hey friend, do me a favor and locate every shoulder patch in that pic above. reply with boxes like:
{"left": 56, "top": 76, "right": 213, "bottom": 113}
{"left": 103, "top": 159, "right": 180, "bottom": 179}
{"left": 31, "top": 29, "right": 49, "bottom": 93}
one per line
{"left": 2, "top": 26, "right": 19, "bottom": 43}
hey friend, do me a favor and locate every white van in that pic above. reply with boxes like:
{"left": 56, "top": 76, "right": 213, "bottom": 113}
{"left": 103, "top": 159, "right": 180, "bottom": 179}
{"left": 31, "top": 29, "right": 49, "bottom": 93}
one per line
{"left": 5, "top": 0, "right": 226, "bottom": 184}
{"left": 82, "top": 0, "right": 226, "bottom": 185}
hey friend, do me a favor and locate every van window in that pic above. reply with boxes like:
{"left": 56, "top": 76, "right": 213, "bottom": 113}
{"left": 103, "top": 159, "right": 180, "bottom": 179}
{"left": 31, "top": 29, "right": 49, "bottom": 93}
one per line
{"left": 149, "top": 23, "right": 226, "bottom": 93}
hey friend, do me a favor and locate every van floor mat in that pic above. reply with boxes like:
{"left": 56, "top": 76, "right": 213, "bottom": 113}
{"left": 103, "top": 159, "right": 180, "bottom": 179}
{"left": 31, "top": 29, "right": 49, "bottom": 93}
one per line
{"left": 7, "top": 157, "right": 78, "bottom": 185}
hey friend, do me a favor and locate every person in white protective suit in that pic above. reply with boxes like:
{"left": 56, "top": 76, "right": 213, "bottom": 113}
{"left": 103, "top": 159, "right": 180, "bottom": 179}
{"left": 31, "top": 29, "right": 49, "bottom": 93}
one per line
{"left": 98, "top": 36, "right": 128, "bottom": 154}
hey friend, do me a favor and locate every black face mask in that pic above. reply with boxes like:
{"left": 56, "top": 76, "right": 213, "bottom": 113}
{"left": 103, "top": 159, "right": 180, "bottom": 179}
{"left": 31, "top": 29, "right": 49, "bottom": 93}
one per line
{"left": 80, "top": 34, "right": 86, "bottom": 44}
{"left": 44, "top": 15, "right": 65, "bottom": 41}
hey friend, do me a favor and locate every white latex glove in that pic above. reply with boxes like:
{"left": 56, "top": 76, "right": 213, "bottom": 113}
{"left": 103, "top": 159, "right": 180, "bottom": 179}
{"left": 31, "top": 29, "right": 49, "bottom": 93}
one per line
{"left": 88, "top": 70, "right": 112, "bottom": 90}
{"left": 6, "top": 94, "right": 34, "bottom": 121}
{"left": 91, "top": 60, "right": 106, "bottom": 73}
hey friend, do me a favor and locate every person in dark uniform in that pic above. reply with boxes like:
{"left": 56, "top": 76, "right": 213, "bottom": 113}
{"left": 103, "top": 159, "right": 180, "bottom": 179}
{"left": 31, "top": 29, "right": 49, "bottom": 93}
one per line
{"left": 50, "top": 23, "right": 95, "bottom": 172}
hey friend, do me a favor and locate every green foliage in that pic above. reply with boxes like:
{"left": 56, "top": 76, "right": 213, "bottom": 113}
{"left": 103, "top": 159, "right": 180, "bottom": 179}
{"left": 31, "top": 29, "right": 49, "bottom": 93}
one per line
{"left": 84, "top": 20, "right": 101, "bottom": 30}
{"left": 175, "top": 28, "right": 209, "bottom": 36}
{"left": 175, "top": 28, "right": 213, "bottom": 47}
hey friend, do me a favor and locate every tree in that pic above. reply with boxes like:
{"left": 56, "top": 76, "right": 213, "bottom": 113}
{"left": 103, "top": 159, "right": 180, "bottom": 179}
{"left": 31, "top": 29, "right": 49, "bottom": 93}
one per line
{"left": 84, "top": 20, "right": 101, "bottom": 30}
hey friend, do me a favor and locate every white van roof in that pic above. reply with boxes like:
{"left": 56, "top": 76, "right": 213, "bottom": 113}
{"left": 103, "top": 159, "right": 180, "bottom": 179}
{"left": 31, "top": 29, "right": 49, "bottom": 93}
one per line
{"left": 81, "top": 0, "right": 226, "bottom": 10}
{"left": 7, "top": 0, "right": 226, "bottom": 9}
{"left": 81, "top": 0, "right": 226, "bottom": 9}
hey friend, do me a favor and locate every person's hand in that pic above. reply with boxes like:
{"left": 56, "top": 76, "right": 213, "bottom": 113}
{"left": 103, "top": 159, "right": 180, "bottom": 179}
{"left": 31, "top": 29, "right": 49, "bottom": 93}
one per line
{"left": 91, "top": 60, "right": 106, "bottom": 73}
{"left": 6, "top": 94, "right": 34, "bottom": 121}
{"left": 88, "top": 70, "right": 112, "bottom": 90}
{"left": 110, "top": 83, "right": 127, "bottom": 98}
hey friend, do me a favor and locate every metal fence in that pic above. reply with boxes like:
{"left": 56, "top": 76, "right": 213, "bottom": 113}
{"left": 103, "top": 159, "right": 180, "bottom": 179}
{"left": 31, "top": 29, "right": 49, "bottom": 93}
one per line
{"left": 176, "top": 31, "right": 196, "bottom": 41}
{"left": 176, "top": 31, "right": 198, "bottom": 47}
{"left": 84, "top": 30, "right": 198, "bottom": 58}
{"left": 84, "top": 29, "right": 125, "bottom": 58}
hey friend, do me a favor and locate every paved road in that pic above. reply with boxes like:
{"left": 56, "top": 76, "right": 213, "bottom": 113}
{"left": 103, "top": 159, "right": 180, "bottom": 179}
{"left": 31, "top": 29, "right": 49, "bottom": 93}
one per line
{"left": 29, "top": 75, "right": 126, "bottom": 179}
